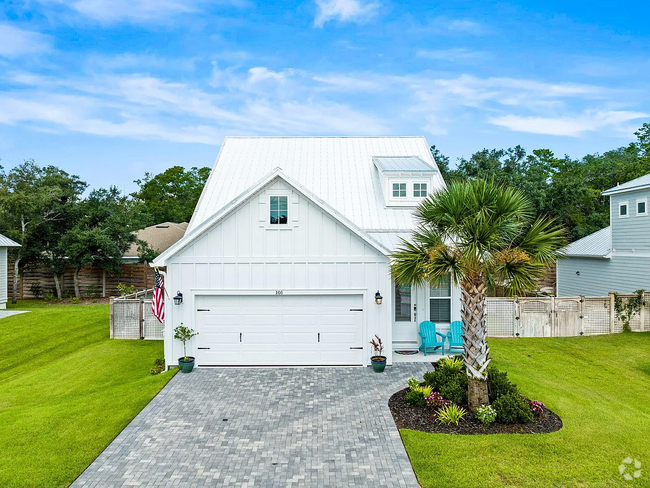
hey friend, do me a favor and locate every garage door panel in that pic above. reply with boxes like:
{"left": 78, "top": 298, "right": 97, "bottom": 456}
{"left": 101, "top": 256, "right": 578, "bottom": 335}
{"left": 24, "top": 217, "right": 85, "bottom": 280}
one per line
{"left": 196, "top": 293, "right": 364, "bottom": 366}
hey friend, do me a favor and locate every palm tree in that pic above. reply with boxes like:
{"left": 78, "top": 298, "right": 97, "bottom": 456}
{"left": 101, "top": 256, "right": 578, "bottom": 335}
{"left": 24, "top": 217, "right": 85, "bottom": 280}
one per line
{"left": 391, "top": 179, "right": 566, "bottom": 411}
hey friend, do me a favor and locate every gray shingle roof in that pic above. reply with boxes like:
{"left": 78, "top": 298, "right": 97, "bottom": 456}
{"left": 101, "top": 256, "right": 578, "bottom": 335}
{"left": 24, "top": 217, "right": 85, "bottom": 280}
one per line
{"left": 563, "top": 226, "right": 611, "bottom": 258}
{"left": 603, "top": 173, "right": 650, "bottom": 196}
{"left": 0, "top": 234, "right": 20, "bottom": 247}
{"left": 372, "top": 156, "right": 436, "bottom": 173}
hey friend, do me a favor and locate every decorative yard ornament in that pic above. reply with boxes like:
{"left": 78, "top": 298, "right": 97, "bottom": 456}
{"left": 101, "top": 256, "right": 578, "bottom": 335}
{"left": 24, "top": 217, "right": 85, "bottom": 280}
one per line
{"left": 619, "top": 457, "right": 642, "bottom": 481}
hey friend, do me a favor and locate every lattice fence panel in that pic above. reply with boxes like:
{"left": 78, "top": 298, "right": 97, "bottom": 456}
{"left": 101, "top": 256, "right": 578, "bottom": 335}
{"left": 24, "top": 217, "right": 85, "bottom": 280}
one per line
{"left": 583, "top": 298, "right": 610, "bottom": 335}
{"left": 143, "top": 300, "right": 164, "bottom": 340}
{"left": 112, "top": 300, "right": 141, "bottom": 339}
{"left": 485, "top": 297, "right": 516, "bottom": 337}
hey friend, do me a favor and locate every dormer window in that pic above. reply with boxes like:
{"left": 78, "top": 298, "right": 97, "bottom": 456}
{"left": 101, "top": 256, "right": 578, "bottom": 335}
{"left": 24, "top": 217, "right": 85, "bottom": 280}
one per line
{"left": 392, "top": 183, "right": 407, "bottom": 198}
{"left": 270, "top": 196, "right": 288, "bottom": 224}
{"left": 413, "top": 183, "right": 428, "bottom": 198}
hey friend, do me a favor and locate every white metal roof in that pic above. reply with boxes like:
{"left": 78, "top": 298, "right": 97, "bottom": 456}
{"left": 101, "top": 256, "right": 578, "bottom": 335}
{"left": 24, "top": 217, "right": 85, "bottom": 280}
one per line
{"left": 368, "top": 232, "right": 412, "bottom": 252}
{"left": 563, "top": 226, "right": 611, "bottom": 258}
{"left": 188, "top": 136, "right": 444, "bottom": 234}
{"left": 602, "top": 173, "right": 650, "bottom": 196}
{"left": 372, "top": 156, "right": 435, "bottom": 173}
{"left": 0, "top": 234, "right": 20, "bottom": 247}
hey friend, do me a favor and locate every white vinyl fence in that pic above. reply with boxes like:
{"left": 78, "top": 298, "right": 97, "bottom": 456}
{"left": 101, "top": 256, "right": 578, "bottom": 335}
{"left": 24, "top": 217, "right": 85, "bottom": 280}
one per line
{"left": 110, "top": 289, "right": 164, "bottom": 340}
{"left": 486, "top": 292, "right": 650, "bottom": 337}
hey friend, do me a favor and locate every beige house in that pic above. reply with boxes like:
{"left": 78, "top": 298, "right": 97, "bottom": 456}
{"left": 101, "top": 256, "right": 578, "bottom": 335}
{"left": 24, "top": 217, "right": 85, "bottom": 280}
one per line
{"left": 123, "top": 222, "right": 189, "bottom": 262}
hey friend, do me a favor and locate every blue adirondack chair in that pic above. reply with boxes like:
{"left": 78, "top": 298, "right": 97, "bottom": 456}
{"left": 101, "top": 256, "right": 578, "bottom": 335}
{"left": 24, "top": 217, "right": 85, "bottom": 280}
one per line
{"left": 447, "top": 320, "right": 464, "bottom": 355}
{"left": 418, "top": 321, "right": 446, "bottom": 356}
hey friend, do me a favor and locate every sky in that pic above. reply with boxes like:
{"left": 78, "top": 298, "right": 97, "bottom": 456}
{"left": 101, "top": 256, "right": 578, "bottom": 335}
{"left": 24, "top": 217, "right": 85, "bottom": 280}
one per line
{"left": 0, "top": 0, "right": 649, "bottom": 193}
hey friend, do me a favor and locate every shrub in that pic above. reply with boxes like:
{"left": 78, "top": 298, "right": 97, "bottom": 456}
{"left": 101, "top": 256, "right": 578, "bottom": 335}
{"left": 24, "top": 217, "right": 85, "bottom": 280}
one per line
{"left": 405, "top": 390, "right": 427, "bottom": 407}
{"left": 476, "top": 404, "right": 497, "bottom": 425}
{"left": 70, "top": 296, "right": 80, "bottom": 304}
{"left": 426, "top": 391, "right": 451, "bottom": 409}
{"left": 437, "top": 404, "right": 466, "bottom": 425}
{"left": 407, "top": 377, "right": 420, "bottom": 390}
{"left": 487, "top": 366, "right": 519, "bottom": 402}
{"left": 439, "top": 381, "right": 467, "bottom": 406}
{"left": 43, "top": 292, "right": 56, "bottom": 302}
{"left": 528, "top": 400, "right": 546, "bottom": 418}
{"left": 29, "top": 283, "right": 43, "bottom": 299}
{"left": 62, "top": 290, "right": 74, "bottom": 299}
{"left": 437, "top": 356, "right": 465, "bottom": 373}
{"left": 117, "top": 283, "right": 136, "bottom": 296}
{"left": 150, "top": 358, "right": 165, "bottom": 375}
{"left": 412, "top": 385, "right": 432, "bottom": 397}
{"left": 493, "top": 393, "right": 534, "bottom": 424}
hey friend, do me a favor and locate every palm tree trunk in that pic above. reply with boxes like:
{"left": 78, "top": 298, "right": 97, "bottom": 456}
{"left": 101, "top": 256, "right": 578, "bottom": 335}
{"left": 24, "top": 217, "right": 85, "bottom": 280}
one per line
{"left": 461, "top": 282, "right": 491, "bottom": 412}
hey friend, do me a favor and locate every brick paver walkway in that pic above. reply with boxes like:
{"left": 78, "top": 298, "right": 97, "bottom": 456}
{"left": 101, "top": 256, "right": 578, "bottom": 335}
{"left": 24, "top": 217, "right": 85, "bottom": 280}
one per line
{"left": 73, "top": 364, "right": 432, "bottom": 487}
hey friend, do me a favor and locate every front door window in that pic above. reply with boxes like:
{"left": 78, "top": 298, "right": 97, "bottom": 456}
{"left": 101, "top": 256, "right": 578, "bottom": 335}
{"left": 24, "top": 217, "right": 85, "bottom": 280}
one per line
{"left": 395, "top": 284, "right": 412, "bottom": 321}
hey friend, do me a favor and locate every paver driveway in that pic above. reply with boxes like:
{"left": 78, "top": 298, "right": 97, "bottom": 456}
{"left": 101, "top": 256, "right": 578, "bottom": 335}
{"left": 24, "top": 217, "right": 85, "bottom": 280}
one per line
{"left": 73, "top": 363, "right": 432, "bottom": 487}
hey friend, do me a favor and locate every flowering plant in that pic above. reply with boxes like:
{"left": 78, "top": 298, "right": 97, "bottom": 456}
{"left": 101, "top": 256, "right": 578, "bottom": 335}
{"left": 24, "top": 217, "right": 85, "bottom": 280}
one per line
{"left": 528, "top": 400, "right": 546, "bottom": 417}
{"left": 476, "top": 404, "right": 497, "bottom": 425}
{"left": 426, "top": 391, "right": 451, "bottom": 409}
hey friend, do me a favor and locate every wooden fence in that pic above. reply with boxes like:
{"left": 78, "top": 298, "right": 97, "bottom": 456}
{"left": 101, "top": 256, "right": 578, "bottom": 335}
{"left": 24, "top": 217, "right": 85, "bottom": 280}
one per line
{"left": 8, "top": 262, "right": 157, "bottom": 299}
{"left": 486, "top": 292, "right": 649, "bottom": 337}
{"left": 110, "top": 290, "right": 164, "bottom": 340}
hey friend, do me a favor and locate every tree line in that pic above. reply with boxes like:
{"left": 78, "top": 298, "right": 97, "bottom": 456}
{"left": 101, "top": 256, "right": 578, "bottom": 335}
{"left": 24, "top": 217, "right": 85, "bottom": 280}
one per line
{"left": 0, "top": 163, "right": 209, "bottom": 302}
{"left": 432, "top": 123, "right": 650, "bottom": 242}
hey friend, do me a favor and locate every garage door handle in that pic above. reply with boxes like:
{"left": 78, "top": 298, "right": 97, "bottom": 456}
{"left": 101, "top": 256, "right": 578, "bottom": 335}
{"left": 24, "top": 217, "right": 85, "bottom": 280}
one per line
{"left": 350, "top": 347, "right": 363, "bottom": 350}
{"left": 197, "top": 309, "right": 210, "bottom": 312}
{"left": 350, "top": 308, "right": 363, "bottom": 311}
{"left": 318, "top": 333, "right": 320, "bottom": 342}
{"left": 240, "top": 333, "right": 242, "bottom": 342}
{"left": 198, "top": 347, "right": 210, "bottom": 350}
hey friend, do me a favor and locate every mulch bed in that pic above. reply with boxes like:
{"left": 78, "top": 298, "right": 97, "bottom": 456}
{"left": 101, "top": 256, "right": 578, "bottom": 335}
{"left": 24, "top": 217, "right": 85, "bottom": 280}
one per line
{"left": 389, "top": 387, "right": 563, "bottom": 435}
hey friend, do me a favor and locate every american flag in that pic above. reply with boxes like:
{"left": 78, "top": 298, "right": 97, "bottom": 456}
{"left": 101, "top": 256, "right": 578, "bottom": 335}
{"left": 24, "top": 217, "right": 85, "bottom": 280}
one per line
{"left": 152, "top": 268, "right": 165, "bottom": 323}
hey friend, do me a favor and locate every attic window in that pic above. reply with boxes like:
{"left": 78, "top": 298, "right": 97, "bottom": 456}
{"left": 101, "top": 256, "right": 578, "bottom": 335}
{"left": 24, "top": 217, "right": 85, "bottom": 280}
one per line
{"left": 619, "top": 202, "right": 628, "bottom": 218}
{"left": 413, "top": 183, "right": 428, "bottom": 198}
{"left": 270, "top": 196, "right": 288, "bottom": 225}
{"left": 392, "top": 183, "right": 407, "bottom": 198}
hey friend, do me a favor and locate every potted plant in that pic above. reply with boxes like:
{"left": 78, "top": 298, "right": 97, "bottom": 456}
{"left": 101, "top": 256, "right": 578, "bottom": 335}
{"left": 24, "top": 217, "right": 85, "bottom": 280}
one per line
{"left": 174, "top": 324, "right": 199, "bottom": 373}
{"left": 369, "top": 335, "right": 387, "bottom": 372}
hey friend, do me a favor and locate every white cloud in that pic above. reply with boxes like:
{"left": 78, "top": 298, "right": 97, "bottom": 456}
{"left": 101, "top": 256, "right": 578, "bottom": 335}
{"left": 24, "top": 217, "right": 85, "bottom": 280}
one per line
{"left": 0, "top": 23, "right": 52, "bottom": 58}
{"left": 314, "top": 0, "right": 379, "bottom": 27}
{"left": 417, "top": 48, "right": 487, "bottom": 63}
{"left": 34, "top": 0, "right": 246, "bottom": 23}
{"left": 489, "top": 111, "right": 649, "bottom": 137}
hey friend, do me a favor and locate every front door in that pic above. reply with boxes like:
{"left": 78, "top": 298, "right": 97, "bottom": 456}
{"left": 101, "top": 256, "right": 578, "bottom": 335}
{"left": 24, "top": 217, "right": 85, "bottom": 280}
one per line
{"left": 392, "top": 283, "right": 419, "bottom": 345}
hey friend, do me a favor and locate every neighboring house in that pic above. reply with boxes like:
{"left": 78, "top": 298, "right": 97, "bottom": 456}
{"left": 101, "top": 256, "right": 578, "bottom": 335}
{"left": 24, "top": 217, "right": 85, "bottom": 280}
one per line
{"left": 0, "top": 234, "right": 20, "bottom": 309}
{"left": 557, "top": 173, "right": 650, "bottom": 296}
{"left": 153, "top": 136, "right": 462, "bottom": 367}
{"left": 123, "top": 222, "right": 188, "bottom": 262}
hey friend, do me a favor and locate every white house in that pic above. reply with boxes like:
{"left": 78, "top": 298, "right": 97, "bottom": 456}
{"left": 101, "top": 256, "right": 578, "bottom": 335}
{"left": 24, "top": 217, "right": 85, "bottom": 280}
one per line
{"left": 0, "top": 234, "right": 20, "bottom": 309}
{"left": 153, "top": 137, "right": 462, "bottom": 367}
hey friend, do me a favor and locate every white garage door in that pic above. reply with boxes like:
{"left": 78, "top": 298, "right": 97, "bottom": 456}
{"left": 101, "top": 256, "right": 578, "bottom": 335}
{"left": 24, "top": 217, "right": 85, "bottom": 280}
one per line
{"left": 194, "top": 294, "right": 364, "bottom": 366}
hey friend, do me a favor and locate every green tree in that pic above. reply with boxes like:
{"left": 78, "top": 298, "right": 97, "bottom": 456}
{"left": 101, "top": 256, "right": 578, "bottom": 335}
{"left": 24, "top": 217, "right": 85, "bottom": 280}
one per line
{"left": 132, "top": 166, "right": 210, "bottom": 225}
{"left": 0, "top": 161, "right": 86, "bottom": 302}
{"left": 391, "top": 179, "right": 566, "bottom": 411}
{"left": 61, "top": 187, "right": 148, "bottom": 297}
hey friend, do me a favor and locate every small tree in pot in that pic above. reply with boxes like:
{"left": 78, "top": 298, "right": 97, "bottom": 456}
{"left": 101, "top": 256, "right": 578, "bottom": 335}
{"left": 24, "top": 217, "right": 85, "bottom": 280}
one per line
{"left": 174, "top": 324, "right": 198, "bottom": 373}
{"left": 370, "top": 335, "right": 386, "bottom": 372}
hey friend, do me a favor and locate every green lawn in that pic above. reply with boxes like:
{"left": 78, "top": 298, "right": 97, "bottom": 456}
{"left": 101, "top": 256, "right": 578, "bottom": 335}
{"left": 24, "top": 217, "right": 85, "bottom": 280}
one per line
{"left": 0, "top": 301, "right": 175, "bottom": 488}
{"left": 402, "top": 332, "right": 650, "bottom": 487}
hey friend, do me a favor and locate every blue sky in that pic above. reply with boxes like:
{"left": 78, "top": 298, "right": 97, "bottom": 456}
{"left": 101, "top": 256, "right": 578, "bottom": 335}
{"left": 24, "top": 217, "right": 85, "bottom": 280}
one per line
{"left": 0, "top": 0, "right": 649, "bottom": 192}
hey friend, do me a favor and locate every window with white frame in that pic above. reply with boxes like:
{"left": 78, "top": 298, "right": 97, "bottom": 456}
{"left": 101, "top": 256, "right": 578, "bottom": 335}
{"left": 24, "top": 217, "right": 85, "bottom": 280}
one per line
{"left": 430, "top": 275, "right": 451, "bottom": 323}
{"left": 637, "top": 198, "right": 647, "bottom": 216}
{"left": 392, "top": 182, "right": 407, "bottom": 198}
{"left": 413, "top": 182, "right": 428, "bottom": 198}
{"left": 269, "top": 196, "right": 288, "bottom": 224}
{"left": 619, "top": 201, "right": 629, "bottom": 218}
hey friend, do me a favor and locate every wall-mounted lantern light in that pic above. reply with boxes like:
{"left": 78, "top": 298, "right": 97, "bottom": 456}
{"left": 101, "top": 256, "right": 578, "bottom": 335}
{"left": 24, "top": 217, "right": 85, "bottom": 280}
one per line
{"left": 375, "top": 290, "right": 383, "bottom": 305}
{"left": 173, "top": 291, "right": 183, "bottom": 305}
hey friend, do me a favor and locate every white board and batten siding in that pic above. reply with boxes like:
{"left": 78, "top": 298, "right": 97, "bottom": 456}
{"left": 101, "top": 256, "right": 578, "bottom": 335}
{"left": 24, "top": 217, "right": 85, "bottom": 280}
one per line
{"left": 0, "top": 247, "right": 7, "bottom": 309}
{"left": 163, "top": 178, "right": 392, "bottom": 367}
